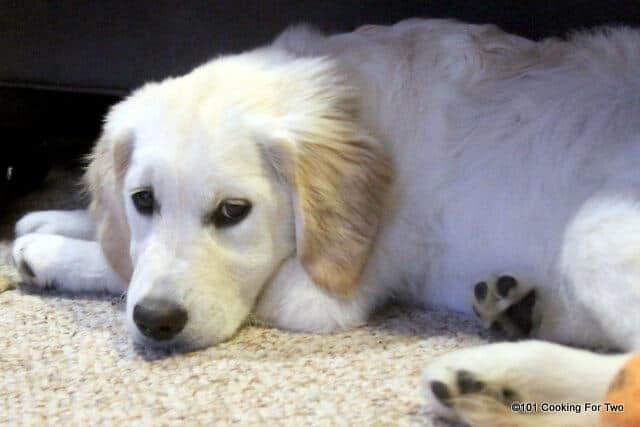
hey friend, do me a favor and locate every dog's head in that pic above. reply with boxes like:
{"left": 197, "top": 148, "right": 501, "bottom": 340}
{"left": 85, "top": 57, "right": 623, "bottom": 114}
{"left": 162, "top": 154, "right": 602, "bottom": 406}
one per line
{"left": 87, "top": 50, "right": 391, "bottom": 349}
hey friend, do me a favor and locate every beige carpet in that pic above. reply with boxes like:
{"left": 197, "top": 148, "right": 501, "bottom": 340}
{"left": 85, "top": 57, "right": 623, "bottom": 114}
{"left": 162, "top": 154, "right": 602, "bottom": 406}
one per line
{"left": 0, "top": 167, "right": 493, "bottom": 426}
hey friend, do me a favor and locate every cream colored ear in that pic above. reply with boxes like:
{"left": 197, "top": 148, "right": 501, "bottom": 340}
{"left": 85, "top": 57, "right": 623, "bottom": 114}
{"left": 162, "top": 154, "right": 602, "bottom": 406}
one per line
{"left": 85, "top": 130, "right": 134, "bottom": 283}
{"left": 293, "top": 132, "right": 391, "bottom": 296}
{"left": 262, "top": 62, "right": 392, "bottom": 296}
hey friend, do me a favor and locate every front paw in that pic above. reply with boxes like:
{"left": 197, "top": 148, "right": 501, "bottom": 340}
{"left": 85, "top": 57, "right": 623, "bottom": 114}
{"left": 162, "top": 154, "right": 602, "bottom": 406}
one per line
{"left": 12, "top": 234, "right": 62, "bottom": 290}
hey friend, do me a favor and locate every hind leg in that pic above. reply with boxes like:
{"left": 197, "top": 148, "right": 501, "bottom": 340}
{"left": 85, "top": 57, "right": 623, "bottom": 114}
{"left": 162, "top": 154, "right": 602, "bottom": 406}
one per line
{"left": 472, "top": 274, "right": 540, "bottom": 339}
{"left": 423, "top": 340, "right": 631, "bottom": 425}
{"left": 546, "top": 195, "right": 640, "bottom": 351}
{"left": 474, "top": 196, "right": 640, "bottom": 350}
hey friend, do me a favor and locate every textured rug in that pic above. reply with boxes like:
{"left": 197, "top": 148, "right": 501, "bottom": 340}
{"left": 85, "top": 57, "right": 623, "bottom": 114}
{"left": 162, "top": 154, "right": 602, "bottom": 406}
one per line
{"left": 0, "top": 166, "right": 493, "bottom": 426}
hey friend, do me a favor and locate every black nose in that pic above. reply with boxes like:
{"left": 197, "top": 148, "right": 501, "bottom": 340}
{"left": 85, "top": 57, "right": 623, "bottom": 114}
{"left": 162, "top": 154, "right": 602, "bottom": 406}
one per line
{"left": 133, "top": 298, "right": 188, "bottom": 341}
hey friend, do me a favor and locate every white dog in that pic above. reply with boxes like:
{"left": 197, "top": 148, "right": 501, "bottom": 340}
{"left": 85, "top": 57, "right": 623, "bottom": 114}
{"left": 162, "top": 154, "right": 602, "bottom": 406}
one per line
{"left": 12, "top": 19, "right": 640, "bottom": 425}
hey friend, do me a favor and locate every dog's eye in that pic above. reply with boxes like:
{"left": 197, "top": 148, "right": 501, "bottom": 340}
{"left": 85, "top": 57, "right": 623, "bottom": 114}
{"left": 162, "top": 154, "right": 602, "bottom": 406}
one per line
{"left": 213, "top": 199, "right": 251, "bottom": 227}
{"left": 131, "top": 189, "right": 155, "bottom": 215}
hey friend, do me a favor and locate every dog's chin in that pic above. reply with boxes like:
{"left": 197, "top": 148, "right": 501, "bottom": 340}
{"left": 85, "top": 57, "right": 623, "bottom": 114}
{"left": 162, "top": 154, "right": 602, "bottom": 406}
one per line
{"left": 130, "top": 332, "right": 219, "bottom": 355}
{"left": 122, "top": 319, "right": 243, "bottom": 356}
{"left": 126, "top": 320, "right": 234, "bottom": 354}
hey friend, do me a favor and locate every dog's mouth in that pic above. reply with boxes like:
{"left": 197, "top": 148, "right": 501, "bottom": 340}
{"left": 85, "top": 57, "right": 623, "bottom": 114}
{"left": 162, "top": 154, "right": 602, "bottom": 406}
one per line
{"left": 127, "top": 308, "right": 238, "bottom": 354}
{"left": 125, "top": 278, "right": 254, "bottom": 353}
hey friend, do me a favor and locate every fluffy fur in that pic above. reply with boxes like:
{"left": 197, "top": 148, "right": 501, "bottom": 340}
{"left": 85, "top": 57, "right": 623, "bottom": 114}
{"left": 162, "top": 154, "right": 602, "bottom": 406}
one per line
{"left": 12, "top": 19, "right": 640, "bottom": 425}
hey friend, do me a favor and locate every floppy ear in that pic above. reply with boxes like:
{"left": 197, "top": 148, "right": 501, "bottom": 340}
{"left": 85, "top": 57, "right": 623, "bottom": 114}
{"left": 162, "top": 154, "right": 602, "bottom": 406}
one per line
{"left": 85, "top": 129, "right": 134, "bottom": 283}
{"left": 262, "top": 59, "right": 393, "bottom": 297}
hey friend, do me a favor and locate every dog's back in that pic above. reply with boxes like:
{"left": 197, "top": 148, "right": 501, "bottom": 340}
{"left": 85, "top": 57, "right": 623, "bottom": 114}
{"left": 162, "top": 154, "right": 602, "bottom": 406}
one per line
{"left": 276, "top": 20, "right": 640, "bottom": 338}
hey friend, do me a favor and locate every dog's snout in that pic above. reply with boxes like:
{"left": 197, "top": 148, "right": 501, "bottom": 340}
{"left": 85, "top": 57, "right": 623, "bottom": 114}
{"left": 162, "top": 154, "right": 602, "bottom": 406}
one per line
{"left": 133, "top": 298, "right": 188, "bottom": 341}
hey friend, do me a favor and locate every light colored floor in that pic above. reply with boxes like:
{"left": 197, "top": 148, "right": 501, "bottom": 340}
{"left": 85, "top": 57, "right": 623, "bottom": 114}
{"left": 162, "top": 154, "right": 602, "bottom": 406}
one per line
{"left": 0, "top": 167, "right": 492, "bottom": 426}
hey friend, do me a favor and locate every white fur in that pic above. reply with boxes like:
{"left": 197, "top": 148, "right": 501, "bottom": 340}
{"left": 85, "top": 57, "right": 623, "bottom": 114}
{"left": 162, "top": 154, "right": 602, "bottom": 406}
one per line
{"left": 16, "top": 209, "right": 96, "bottom": 240}
{"left": 12, "top": 19, "right": 640, "bottom": 424}
{"left": 423, "top": 341, "right": 632, "bottom": 426}
{"left": 12, "top": 232, "right": 124, "bottom": 294}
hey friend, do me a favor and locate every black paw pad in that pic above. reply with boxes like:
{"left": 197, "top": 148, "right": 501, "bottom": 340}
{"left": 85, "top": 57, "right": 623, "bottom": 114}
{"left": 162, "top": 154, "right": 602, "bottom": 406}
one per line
{"left": 501, "top": 387, "right": 519, "bottom": 402}
{"left": 474, "top": 281, "right": 488, "bottom": 301}
{"left": 430, "top": 381, "right": 452, "bottom": 407}
{"left": 19, "top": 259, "right": 36, "bottom": 278}
{"left": 496, "top": 275, "right": 517, "bottom": 297}
{"left": 457, "top": 370, "right": 484, "bottom": 394}
{"left": 489, "top": 321, "right": 508, "bottom": 335}
{"left": 503, "top": 289, "right": 537, "bottom": 336}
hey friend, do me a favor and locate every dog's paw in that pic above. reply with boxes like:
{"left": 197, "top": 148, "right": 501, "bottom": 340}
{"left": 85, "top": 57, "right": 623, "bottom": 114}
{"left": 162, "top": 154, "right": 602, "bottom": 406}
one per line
{"left": 424, "top": 367, "right": 520, "bottom": 422}
{"left": 423, "top": 343, "right": 530, "bottom": 422}
{"left": 12, "top": 233, "right": 64, "bottom": 290}
{"left": 423, "top": 341, "right": 610, "bottom": 425}
{"left": 472, "top": 275, "right": 539, "bottom": 339}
